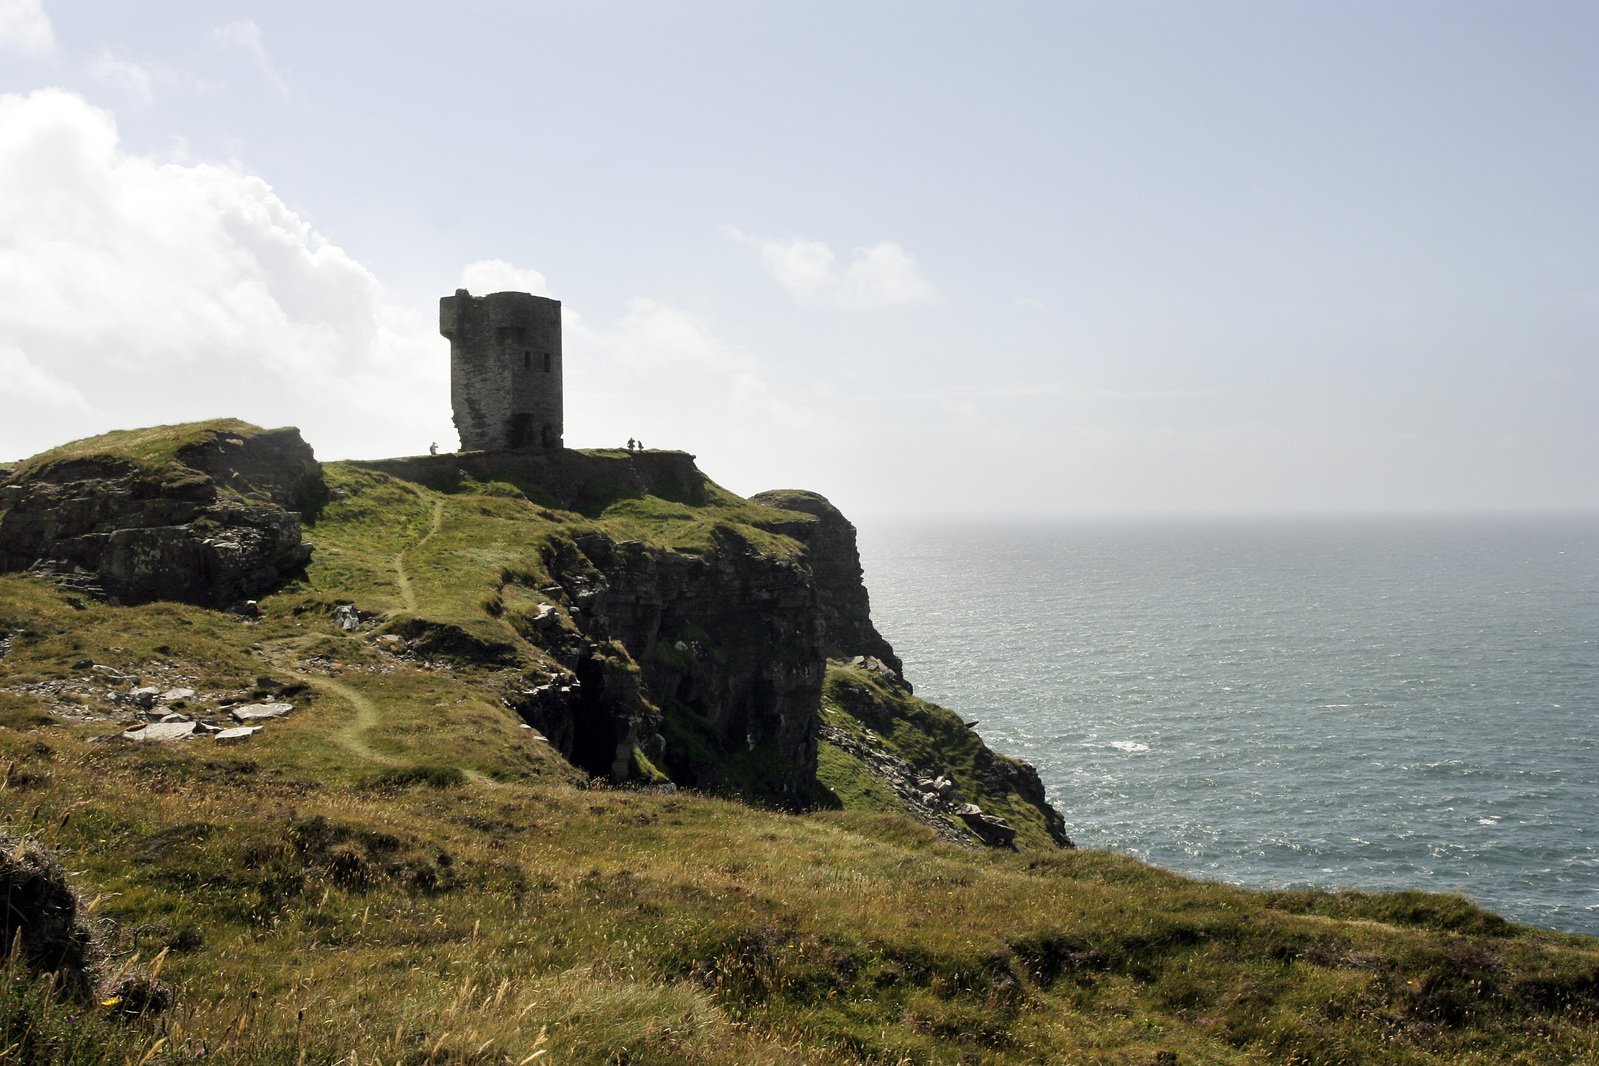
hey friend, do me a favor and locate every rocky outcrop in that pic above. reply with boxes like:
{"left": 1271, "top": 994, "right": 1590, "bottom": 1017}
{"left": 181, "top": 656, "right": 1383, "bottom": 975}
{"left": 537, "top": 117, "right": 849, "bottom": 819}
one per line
{"left": 578, "top": 534, "right": 825, "bottom": 800}
{"left": 0, "top": 425, "right": 322, "bottom": 607}
{"left": 749, "top": 489, "right": 904, "bottom": 678}
{"left": 507, "top": 530, "right": 826, "bottom": 802}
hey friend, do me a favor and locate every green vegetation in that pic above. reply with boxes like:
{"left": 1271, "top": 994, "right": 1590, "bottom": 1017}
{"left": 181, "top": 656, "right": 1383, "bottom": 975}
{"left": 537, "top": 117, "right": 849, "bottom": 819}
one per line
{"left": 819, "top": 662, "right": 1066, "bottom": 850}
{"left": 7, "top": 418, "right": 266, "bottom": 482}
{"left": 3, "top": 430, "right": 1599, "bottom": 1063}
{"left": 4, "top": 682, "right": 1599, "bottom": 1063}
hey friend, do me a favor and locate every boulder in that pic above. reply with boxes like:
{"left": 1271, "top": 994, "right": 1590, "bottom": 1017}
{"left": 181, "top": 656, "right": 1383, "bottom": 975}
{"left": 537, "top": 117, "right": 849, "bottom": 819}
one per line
{"left": 956, "top": 804, "right": 1018, "bottom": 848}
{"left": 231, "top": 702, "right": 293, "bottom": 721}
{"left": 124, "top": 721, "right": 197, "bottom": 741}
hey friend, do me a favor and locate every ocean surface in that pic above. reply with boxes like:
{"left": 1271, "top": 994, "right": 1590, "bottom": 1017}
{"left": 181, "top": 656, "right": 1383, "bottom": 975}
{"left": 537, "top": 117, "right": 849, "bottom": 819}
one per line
{"left": 855, "top": 514, "right": 1599, "bottom": 936}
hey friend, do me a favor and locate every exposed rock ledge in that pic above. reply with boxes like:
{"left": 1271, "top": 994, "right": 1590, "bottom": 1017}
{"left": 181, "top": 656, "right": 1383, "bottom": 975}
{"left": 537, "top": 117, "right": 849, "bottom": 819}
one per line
{"left": 0, "top": 423, "right": 324, "bottom": 607}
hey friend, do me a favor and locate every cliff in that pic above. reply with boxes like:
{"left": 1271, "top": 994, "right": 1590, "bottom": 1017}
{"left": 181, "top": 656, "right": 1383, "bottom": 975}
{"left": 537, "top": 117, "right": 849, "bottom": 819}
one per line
{"left": 0, "top": 422, "right": 1066, "bottom": 845}
{"left": 339, "top": 446, "right": 1063, "bottom": 841}
{"left": 4, "top": 422, "right": 1598, "bottom": 1065}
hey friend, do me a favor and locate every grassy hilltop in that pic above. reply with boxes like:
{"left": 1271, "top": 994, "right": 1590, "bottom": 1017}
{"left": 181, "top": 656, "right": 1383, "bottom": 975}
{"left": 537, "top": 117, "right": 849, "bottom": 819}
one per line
{"left": 2, "top": 421, "right": 1599, "bottom": 1065}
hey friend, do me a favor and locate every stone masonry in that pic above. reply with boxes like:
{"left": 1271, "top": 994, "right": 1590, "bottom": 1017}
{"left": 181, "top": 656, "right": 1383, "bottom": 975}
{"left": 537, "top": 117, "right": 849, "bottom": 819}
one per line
{"left": 440, "top": 288, "right": 563, "bottom": 451}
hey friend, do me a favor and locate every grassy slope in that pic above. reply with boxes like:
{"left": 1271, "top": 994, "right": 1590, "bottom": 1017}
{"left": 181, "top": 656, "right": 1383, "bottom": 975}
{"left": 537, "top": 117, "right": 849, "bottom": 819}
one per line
{"left": 818, "top": 662, "right": 1066, "bottom": 851}
{"left": 3, "top": 445, "right": 1599, "bottom": 1063}
{"left": 5, "top": 418, "right": 268, "bottom": 490}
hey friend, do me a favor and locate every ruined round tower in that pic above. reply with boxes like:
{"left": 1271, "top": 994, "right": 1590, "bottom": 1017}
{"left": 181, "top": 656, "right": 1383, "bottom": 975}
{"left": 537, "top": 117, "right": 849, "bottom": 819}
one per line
{"left": 440, "top": 289, "right": 563, "bottom": 451}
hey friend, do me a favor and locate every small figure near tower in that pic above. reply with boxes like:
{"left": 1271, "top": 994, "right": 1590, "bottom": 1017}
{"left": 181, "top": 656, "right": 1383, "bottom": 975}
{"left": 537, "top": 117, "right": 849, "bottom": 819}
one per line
{"left": 440, "top": 288, "right": 563, "bottom": 451}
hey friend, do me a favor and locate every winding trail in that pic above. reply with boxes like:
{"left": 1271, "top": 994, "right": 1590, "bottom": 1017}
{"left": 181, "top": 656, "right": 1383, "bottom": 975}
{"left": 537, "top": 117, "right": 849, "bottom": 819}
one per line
{"left": 255, "top": 493, "right": 514, "bottom": 788}
{"left": 288, "top": 670, "right": 401, "bottom": 767}
{"left": 393, "top": 496, "right": 445, "bottom": 612}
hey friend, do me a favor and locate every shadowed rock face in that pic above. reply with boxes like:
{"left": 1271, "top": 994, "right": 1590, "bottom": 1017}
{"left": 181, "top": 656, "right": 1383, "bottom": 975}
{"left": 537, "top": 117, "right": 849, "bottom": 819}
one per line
{"left": 572, "top": 534, "right": 826, "bottom": 801}
{"left": 0, "top": 427, "right": 323, "bottom": 607}
{"left": 501, "top": 528, "right": 826, "bottom": 803}
{"left": 749, "top": 489, "right": 904, "bottom": 678}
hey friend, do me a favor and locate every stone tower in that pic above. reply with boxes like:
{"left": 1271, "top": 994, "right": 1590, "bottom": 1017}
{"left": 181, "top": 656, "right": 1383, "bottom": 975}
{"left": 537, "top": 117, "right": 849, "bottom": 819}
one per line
{"left": 440, "top": 288, "right": 563, "bottom": 451}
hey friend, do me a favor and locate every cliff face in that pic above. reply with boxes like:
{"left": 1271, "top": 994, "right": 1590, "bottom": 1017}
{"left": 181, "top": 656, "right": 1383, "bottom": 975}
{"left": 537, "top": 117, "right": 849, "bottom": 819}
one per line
{"left": 748, "top": 489, "right": 904, "bottom": 678}
{"left": 0, "top": 423, "right": 323, "bottom": 607}
{"left": 552, "top": 533, "right": 826, "bottom": 801}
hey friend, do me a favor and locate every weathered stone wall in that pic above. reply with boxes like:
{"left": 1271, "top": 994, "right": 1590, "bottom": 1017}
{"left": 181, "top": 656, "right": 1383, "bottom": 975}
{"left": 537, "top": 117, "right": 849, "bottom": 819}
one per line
{"left": 349, "top": 448, "right": 704, "bottom": 514}
{"left": 440, "top": 289, "right": 563, "bottom": 451}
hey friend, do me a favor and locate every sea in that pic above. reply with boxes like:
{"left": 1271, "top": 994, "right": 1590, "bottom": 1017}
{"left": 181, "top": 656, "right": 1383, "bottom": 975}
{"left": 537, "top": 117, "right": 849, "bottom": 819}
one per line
{"left": 856, "top": 514, "right": 1599, "bottom": 936}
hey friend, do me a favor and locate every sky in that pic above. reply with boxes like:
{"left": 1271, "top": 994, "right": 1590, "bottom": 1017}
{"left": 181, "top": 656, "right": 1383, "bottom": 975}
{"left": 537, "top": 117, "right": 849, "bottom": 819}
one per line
{"left": 1, "top": 1, "right": 1595, "bottom": 518}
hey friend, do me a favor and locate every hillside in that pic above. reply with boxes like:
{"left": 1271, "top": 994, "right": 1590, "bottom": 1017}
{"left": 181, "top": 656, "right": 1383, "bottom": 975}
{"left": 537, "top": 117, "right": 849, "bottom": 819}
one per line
{"left": 2, "top": 421, "right": 1598, "bottom": 1065}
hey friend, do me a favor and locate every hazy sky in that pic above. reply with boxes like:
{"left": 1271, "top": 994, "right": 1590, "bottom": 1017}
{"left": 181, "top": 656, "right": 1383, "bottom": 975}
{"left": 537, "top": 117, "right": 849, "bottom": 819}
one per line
{"left": 2, "top": 1, "right": 1595, "bottom": 517}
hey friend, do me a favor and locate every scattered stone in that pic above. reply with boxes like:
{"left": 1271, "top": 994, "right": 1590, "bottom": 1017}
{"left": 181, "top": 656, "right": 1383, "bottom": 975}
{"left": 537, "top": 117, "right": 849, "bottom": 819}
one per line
{"left": 91, "top": 665, "right": 136, "bottom": 684}
{"left": 128, "top": 686, "right": 162, "bottom": 709}
{"left": 956, "top": 804, "right": 1017, "bottom": 848}
{"left": 157, "top": 712, "right": 192, "bottom": 724}
{"left": 71, "top": 658, "right": 95, "bottom": 671}
{"left": 374, "top": 633, "right": 406, "bottom": 651}
{"left": 214, "top": 725, "right": 260, "bottom": 743}
{"left": 332, "top": 603, "right": 362, "bottom": 631}
{"left": 230, "top": 600, "right": 262, "bottom": 619}
{"left": 231, "top": 702, "right": 293, "bottom": 722}
{"left": 159, "top": 687, "right": 196, "bottom": 703}
{"left": 529, "top": 603, "right": 561, "bottom": 631}
{"left": 123, "top": 721, "right": 197, "bottom": 742}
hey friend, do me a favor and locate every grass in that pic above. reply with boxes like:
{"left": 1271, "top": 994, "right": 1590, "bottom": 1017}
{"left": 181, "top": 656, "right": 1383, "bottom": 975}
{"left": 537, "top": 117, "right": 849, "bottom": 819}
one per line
{"left": 4, "top": 713, "right": 1598, "bottom": 1064}
{"left": 820, "top": 661, "right": 1066, "bottom": 849}
{"left": 4, "top": 434, "right": 1599, "bottom": 1062}
{"left": 7, "top": 564, "right": 1599, "bottom": 1063}
{"left": 7, "top": 418, "right": 268, "bottom": 482}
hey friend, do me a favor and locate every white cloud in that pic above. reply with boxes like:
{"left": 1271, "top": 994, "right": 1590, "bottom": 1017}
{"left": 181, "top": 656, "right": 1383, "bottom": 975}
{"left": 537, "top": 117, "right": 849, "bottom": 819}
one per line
{"left": 210, "top": 20, "right": 291, "bottom": 96}
{"left": 86, "top": 48, "right": 206, "bottom": 108}
{"left": 560, "top": 295, "right": 855, "bottom": 490}
{"left": 728, "top": 227, "right": 936, "bottom": 309}
{"left": 1014, "top": 295, "right": 1048, "bottom": 311}
{"left": 758, "top": 238, "right": 837, "bottom": 303}
{"left": 0, "top": 89, "right": 839, "bottom": 478}
{"left": 0, "top": 341, "right": 90, "bottom": 412}
{"left": 0, "top": 0, "right": 53, "bottom": 56}
{"left": 840, "top": 241, "right": 936, "bottom": 307}
{"left": 457, "top": 259, "right": 554, "bottom": 298}
{"left": 0, "top": 89, "right": 446, "bottom": 462}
